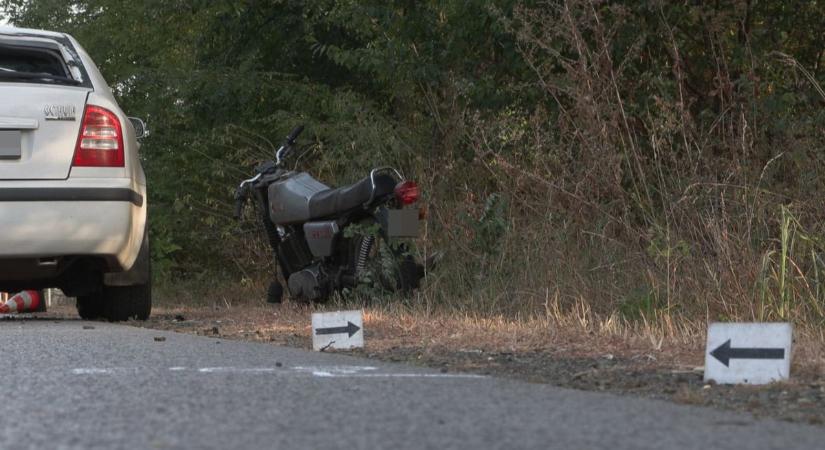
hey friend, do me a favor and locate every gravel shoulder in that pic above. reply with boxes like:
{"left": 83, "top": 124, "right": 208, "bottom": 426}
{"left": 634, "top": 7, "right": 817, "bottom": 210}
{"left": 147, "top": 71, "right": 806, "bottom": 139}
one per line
{"left": 39, "top": 300, "right": 825, "bottom": 426}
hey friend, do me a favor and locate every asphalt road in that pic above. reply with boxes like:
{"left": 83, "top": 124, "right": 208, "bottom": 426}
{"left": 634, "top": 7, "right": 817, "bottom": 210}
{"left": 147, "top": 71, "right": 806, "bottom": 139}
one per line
{"left": 1, "top": 319, "right": 823, "bottom": 450}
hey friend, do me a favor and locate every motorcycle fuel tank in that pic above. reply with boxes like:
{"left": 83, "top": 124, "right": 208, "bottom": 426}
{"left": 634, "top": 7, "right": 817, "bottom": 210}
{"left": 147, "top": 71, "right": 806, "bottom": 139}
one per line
{"left": 268, "top": 172, "right": 329, "bottom": 224}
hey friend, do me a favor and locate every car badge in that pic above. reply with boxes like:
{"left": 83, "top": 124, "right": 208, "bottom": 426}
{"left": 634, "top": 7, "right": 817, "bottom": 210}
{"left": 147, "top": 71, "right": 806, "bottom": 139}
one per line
{"left": 44, "top": 104, "right": 77, "bottom": 121}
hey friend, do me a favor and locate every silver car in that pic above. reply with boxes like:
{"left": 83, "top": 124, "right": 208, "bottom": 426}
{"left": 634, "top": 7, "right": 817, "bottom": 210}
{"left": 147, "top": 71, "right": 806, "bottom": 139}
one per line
{"left": 0, "top": 26, "right": 150, "bottom": 320}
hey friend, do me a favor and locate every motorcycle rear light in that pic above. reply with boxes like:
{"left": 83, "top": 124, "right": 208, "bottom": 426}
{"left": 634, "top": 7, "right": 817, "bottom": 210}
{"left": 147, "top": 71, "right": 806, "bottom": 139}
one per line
{"left": 73, "top": 105, "right": 124, "bottom": 167}
{"left": 394, "top": 180, "right": 420, "bottom": 205}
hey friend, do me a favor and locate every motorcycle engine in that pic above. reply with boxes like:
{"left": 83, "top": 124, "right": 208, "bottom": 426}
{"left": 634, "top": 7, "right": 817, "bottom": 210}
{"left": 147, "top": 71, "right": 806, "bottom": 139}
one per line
{"left": 278, "top": 230, "right": 314, "bottom": 275}
{"left": 287, "top": 265, "right": 326, "bottom": 301}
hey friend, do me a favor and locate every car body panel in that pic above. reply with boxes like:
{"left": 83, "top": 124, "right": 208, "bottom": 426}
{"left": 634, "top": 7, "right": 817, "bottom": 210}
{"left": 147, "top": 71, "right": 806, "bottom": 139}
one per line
{"left": 0, "top": 85, "right": 89, "bottom": 179}
{"left": 0, "top": 177, "right": 146, "bottom": 273}
{"left": 0, "top": 26, "right": 148, "bottom": 288}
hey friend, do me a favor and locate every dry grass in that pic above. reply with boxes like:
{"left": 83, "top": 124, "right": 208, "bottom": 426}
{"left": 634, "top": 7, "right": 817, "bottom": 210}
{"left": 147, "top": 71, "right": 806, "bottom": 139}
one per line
{"left": 136, "top": 300, "right": 700, "bottom": 370}
{"left": 390, "top": 0, "right": 825, "bottom": 338}
{"left": 139, "top": 277, "right": 825, "bottom": 375}
{"left": 150, "top": 287, "right": 704, "bottom": 366}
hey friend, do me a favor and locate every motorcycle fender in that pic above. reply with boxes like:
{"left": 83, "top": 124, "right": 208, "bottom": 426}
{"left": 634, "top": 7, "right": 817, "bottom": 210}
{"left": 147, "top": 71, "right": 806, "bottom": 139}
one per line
{"left": 378, "top": 208, "right": 420, "bottom": 238}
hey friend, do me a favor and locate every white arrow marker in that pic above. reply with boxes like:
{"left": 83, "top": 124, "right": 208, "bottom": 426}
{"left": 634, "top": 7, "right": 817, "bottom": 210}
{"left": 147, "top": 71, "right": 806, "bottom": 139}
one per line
{"left": 704, "top": 322, "right": 792, "bottom": 385}
{"left": 312, "top": 310, "right": 364, "bottom": 351}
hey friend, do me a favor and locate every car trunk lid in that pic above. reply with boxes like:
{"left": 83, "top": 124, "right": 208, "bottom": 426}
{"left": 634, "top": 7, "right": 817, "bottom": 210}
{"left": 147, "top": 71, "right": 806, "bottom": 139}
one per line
{"left": 0, "top": 85, "right": 89, "bottom": 180}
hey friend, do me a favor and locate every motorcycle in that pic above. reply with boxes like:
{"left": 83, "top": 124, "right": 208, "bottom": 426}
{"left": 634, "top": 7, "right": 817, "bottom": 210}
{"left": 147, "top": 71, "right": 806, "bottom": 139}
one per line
{"left": 234, "top": 125, "right": 427, "bottom": 303}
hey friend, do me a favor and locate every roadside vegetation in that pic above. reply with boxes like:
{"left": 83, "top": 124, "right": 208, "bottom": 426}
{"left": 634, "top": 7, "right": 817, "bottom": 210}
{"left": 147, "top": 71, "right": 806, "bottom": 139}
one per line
{"left": 4, "top": 1, "right": 825, "bottom": 335}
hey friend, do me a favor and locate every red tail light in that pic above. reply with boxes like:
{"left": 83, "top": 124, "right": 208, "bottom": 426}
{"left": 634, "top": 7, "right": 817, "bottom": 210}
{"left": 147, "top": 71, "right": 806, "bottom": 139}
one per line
{"left": 73, "top": 105, "right": 124, "bottom": 167}
{"left": 394, "top": 180, "right": 420, "bottom": 205}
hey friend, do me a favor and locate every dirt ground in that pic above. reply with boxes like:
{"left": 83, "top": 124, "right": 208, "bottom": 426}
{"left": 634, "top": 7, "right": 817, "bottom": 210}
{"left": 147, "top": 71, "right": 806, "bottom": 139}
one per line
{"left": 39, "top": 299, "right": 825, "bottom": 426}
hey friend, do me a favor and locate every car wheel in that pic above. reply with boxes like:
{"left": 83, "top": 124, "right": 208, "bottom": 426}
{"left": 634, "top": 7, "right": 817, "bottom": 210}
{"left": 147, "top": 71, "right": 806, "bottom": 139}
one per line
{"left": 101, "top": 229, "right": 153, "bottom": 321}
{"left": 101, "top": 279, "right": 152, "bottom": 321}
{"left": 76, "top": 292, "right": 104, "bottom": 320}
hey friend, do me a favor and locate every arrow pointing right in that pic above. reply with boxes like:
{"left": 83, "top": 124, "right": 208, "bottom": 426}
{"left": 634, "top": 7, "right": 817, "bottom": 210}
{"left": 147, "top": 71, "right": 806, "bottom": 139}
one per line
{"left": 315, "top": 321, "right": 361, "bottom": 338}
{"left": 710, "top": 339, "right": 785, "bottom": 367}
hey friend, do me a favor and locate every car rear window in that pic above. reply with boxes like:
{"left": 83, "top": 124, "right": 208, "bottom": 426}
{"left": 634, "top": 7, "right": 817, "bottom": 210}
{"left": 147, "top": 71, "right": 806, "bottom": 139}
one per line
{"left": 0, "top": 46, "right": 68, "bottom": 77}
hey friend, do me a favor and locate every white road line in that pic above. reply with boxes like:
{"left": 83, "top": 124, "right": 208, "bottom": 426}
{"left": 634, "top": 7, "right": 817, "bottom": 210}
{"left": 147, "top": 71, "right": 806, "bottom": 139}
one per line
{"left": 198, "top": 367, "right": 278, "bottom": 373}
{"left": 292, "top": 366, "right": 484, "bottom": 379}
{"left": 321, "top": 373, "right": 487, "bottom": 379}
{"left": 69, "top": 366, "right": 486, "bottom": 380}
{"left": 292, "top": 365, "right": 378, "bottom": 375}
{"left": 71, "top": 368, "right": 114, "bottom": 375}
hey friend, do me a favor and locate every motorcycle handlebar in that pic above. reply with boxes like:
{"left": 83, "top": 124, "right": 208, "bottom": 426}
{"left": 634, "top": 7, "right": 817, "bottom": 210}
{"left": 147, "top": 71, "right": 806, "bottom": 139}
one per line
{"left": 286, "top": 125, "right": 304, "bottom": 144}
{"left": 234, "top": 173, "right": 263, "bottom": 220}
{"left": 236, "top": 126, "right": 302, "bottom": 219}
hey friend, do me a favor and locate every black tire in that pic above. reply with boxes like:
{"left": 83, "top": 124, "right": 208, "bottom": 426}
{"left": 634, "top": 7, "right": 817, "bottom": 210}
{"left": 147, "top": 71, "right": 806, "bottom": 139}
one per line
{"left": 101, "top": 228, "right": 152, "bottom": 321}
{"left": 76, "top": 281, "right": 152, "bottom": 321}
{"left": 267, "top": 281, "right": 284, "bottom": 304}
{"left": 101, "top": 280, "right": 152, "bottom": 321}
{"left": 395, "top": 252, "right": 422, "bottom": 291}
{"left": 76, "top": 292, "right": 104, "bottom": 320}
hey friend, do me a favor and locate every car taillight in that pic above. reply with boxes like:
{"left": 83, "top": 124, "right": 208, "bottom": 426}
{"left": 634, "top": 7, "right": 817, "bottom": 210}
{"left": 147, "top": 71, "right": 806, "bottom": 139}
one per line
{"left": 72, "top": 105, "right": 124, "bottom": 167}
{"left": 394, "top": 180, "right": 420, "bottom": 205}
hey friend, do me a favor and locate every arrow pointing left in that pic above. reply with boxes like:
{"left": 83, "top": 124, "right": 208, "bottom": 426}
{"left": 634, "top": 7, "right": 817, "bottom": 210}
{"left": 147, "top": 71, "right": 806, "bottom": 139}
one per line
{"left": 710, "top": 339, "right": 785, "bottom": 367}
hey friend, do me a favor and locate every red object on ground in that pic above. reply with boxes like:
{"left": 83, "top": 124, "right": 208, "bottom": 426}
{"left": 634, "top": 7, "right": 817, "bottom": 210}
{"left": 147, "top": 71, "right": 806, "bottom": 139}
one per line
{"left": 0, "top": 291, "right": 41, "bottom": 314}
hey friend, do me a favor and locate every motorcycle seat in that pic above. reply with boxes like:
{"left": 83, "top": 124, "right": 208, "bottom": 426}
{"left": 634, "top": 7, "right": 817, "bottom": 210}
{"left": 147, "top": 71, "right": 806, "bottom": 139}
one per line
{"left": 308, "top": 173, "right": 396, "bottom": 219}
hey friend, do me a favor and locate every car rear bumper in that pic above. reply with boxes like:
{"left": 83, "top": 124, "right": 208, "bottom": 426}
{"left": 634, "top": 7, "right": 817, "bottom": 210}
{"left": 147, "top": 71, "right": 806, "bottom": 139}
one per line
{"left": 0, "top": 187, "right": 142, "bottom": 205}
{"left": 0, "top": 178, "right": 146, "bottom": 277}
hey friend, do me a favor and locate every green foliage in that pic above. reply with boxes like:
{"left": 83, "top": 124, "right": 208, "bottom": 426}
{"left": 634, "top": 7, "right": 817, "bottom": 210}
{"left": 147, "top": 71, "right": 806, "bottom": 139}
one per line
{"left": 1, "top": 0, "right": 430, "bottom": 280}
{"left": 343, "top": 220, "right": 418, "bottom": 302}
{"left": 619, "top": 287, "right": 661, "bottom": 321}
{"left": 4, "top": 0, "right": 825, "bottom": 324}
{"left": 758, "top": 206, "right": 825, "bottom": 323}
{"left": 470, "top": 193, "right": 509, "bottom": 256}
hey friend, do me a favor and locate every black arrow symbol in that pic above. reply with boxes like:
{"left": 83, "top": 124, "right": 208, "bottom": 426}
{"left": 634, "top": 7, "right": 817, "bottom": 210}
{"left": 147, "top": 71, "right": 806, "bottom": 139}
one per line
{"left": 710, "top": 339, "right": 785, "bottom": 367}
{"left": 315, "top": 321, "right": 361, "bottom": 338}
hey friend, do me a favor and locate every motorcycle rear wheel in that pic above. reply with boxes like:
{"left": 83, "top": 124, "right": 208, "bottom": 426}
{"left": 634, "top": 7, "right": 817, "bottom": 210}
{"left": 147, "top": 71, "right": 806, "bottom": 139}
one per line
{"left": 349, "top": 222, "right": 421, "bottom": 294}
